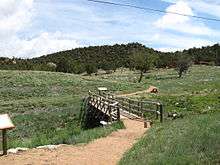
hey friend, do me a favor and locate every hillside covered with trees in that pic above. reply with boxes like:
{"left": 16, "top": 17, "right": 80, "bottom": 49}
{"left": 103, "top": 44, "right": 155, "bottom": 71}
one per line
{"left": 0, "top": 43, "right": 219, "bottom": 74}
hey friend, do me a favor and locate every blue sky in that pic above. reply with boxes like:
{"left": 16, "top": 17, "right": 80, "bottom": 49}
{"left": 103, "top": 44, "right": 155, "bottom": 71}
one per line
{"left": 0, "top": 0, "right": 219, "bottom": 58}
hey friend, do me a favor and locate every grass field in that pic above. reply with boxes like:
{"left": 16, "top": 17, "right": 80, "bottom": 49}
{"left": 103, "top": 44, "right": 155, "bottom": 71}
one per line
{"left": 118, "top": 66, "right": 220, "bottom": 164}
{"left": 0, "top": 70, "right": 129, "bottom": 149}
{"left": 0, "top": 65, "right": 219, "bottom": 161}
{"left": 119, "top": 112, "right": 220, "bottom": 165}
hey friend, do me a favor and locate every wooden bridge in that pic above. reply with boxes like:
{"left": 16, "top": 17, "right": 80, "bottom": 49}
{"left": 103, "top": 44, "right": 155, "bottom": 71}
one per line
{"left": 81, "top": 90, "right": 163, "bottom": 128}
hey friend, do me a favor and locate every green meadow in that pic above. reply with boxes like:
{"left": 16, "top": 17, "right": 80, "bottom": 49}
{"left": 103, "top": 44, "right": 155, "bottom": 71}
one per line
{"left": 0, "top": 65, "right": 219, "bottom": 164}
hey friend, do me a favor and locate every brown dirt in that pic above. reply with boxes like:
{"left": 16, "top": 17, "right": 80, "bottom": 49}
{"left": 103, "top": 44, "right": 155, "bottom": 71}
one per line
{"left": 0, "top": 119, "right": 148, "bottom": 165}
{"left": 117, "top": 90, "right": 147, "bottom": 97}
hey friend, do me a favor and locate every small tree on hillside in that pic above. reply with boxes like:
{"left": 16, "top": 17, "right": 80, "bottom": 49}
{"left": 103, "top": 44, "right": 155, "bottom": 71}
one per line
{"left": 130, "top": 50, "right": 156, "bottom": 83}
{"left": 175, "top": 54, "right": 192, "bottom": 78}
{"left": 102, "top": 62, "right": 113, "bottom": 74}
{"left": 85, "top": 63, "right": 97, "bottom": 75}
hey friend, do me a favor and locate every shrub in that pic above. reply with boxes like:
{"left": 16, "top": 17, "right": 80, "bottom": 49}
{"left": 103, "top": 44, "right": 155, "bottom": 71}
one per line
{"left": 85, "top": 63, "right": 97, "bottom": 75}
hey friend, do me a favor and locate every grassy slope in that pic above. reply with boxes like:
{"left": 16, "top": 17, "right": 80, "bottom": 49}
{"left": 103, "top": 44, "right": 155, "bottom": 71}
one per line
{"left": 118, "top": 65, "right": 220, "bottom": 164}
{"left": 97, "top": 66, "right": 220, "bottom": 121}
{"left": 0, "top": 70, "right": 130, "bottom": 148}
{"left": 119, "top": 113, "right": 220, "bottom": 165}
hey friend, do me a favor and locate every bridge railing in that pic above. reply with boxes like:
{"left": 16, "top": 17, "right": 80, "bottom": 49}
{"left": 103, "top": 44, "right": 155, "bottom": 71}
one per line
{"left": 88, "top": 91, "right": 120, "bottom": 122}
{"left": 100, "top": 91, "right": 163, "bottom": 122}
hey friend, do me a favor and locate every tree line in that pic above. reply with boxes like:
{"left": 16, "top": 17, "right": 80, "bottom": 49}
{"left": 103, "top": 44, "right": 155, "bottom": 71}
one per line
{"left": 0, "top": 43, "right": 219, "bottom": 77}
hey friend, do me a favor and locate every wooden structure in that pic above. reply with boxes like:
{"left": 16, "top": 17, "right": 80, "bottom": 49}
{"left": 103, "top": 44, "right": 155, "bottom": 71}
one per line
{"left": 84, "top": 90, "right": 163, "bottom": 125}
{"left": 88, "top": 91, "right": 120, "bottom": 122}
{"left": 0, "top": 114, "right": 15, "bottom": 155}
{"left": 97, "top": 87, "right": 108, "bottom": 95}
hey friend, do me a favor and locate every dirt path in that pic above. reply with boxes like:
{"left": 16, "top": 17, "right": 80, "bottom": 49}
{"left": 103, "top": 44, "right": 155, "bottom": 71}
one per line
{"left": 117, "top": 90, "right": 147, "bottom": 97}
{"left": 0, "top": 119, "right": 147, "bottom": 165}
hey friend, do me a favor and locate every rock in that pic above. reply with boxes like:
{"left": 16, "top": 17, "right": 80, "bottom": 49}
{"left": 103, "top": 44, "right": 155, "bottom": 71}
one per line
{"left": 146, "top": 86, "right": 158, "bottom": 93}
{"left": 173, "top": 113, "right": 177, "bottom": 117}
{"left": 100, "top": 121, "right": 108, "bottom": 126}
{"left": 17, "top": 147, "right": 29, "bottom": 151}
{"left": 36, "top": 145, "right": 58, "bottom": 150}
{"left": 7, "top": 147, "right": 29, "bottom": 154}
{"left": 168, "top": 112, "right": 184, "bottom": 120}
{"left": 7, "top": 148, "right": 18, "bottom": 154}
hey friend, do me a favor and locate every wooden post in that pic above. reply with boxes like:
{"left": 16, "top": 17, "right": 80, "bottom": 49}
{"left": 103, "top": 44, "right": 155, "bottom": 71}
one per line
{"left": 0, "top": 114, "right": 15, "bottom": 156}
{"left": 97, "top": 87, "right": 107, "bottom": 96}
{"left": 144, "top": 121, "right": 147, "bottom": 128}
{"left": 117, "top": 107, "right": 120, "bottom": 121}
{"left": 109, "top": 106, "right": 112, "bottom": 123}
{"left": 2, "top": 129, "right": 7, "bottom": 155}
{"left": 159, "top": 104, "right": 163, "bottom": 123}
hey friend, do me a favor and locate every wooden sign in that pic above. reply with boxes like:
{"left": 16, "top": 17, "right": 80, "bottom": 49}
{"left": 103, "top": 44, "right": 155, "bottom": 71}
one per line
{"left": 98, "top": 87, "right": 107, "bottom": 95}
{"left": 0, "top": 114, "right": 15, "bottom": 155}
{"left": 0, "top": 114, "right": 15, "bottom": 130}
{"left": 97, "top": 87, "right": 107, "bottom": 91}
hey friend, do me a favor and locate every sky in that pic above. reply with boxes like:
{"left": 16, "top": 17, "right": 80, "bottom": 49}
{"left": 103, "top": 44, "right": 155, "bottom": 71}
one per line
{"left": 0, "top": 0, "right": 219, "bottom": 58}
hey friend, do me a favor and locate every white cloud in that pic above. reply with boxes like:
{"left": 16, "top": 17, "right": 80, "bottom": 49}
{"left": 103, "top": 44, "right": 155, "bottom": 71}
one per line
{"left": 1, "top": 32, "right": 80, "bottom": 58}
{"left": 155, "top": 1, "right": 220, "bottom": 36}
{"left": 161, "top": 0, "right": 220, "bottom": 18}
{"left": 0, "top": 0, "right": 80, "bottom": 58}
{"left": 189, "top": 1, "right": 220, "bottom": 18}
{"left": 0, "top": 0, "right": 34, "bottom": 38}
{"left": 157, "top": 47, "right": 181, "bottom": 52}
{"left": 157, "top": 1, "right": 193, "bottom": 25}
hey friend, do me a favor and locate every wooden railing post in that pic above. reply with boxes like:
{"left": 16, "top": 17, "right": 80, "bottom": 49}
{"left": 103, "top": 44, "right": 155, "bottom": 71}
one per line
{"left": 141, "top": 102, "right": 143, "bottom": 112}
{"left": 109, "top": 105, "right": 112, "bottom": 123}
{"left": 159, "top": 104, "right": 163, "bottom": 123}
{"left": 117, "top": 106, "right": 120, "bottom": 121}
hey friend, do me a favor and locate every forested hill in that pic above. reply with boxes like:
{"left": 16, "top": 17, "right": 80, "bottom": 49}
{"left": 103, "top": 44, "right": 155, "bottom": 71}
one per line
{"left": 35, "top": 43, "right": 152, "bottom": 72}
{"left": 0, "top": 42, "right": 219, "bottom": 73}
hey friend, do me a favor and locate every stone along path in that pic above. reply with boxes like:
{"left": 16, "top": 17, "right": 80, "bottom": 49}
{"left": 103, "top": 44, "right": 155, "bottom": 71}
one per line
{"left": 0, "top": 118, "right": 148, "bottom": 165}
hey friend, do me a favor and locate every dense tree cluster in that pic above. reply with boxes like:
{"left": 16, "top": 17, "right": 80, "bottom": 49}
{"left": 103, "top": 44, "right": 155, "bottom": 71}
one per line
{"left": 0, "top": 43, "right": 219, "bottom": 75}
